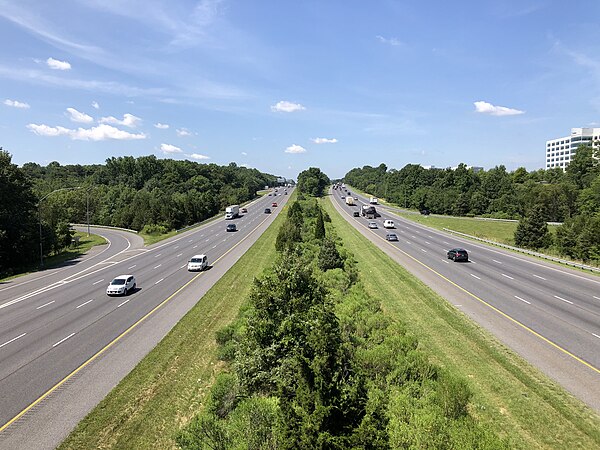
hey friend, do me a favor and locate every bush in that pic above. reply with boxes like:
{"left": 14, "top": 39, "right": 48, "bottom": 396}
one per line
{"left": 141, "top": 223, "right": 169, "bottom": 235}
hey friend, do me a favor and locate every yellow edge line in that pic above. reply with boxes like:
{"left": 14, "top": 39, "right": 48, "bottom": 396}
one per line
{"left": 0, "top": 211, "right": 276, "bottom": 433}
{"left": 333, "top": 196, "right": 600, "bottom": 376}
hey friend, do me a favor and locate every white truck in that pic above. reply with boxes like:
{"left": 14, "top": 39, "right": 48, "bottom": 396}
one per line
{"left": 345, "top": 196, "right": 355, "bottom": 206}
{"left": 225, "top": 205, "right": 239, "bottom": 219}
{"left": 369, "top": 197, "right": 378, "bottom": 205}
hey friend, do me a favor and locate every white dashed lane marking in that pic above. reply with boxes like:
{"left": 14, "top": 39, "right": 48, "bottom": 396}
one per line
{"left": 53, "top": 332, "right": 75, "bottom": 348}
{"left": 554, "top": 295, "right": 573, "bottom": 305}
{"left": 36, "top": 301, "right": 55, "bottom": 310}
{"left": 117, "top": 299, "right": 130, "bottom": 308}
{"left": 533, "top": 274, "right": 546, "bottom": 280}
{"left": 493, "top": 259, "right": 502, "bottom": 264}
{"left": 470, "top": 274, "right": 481, "bottom": 280}
{"left": 501, "top": 274, "right": 514, "bottom": 280}
{"left": 76, "top": 299, "right": 94, "bottom": 309}
{"left": 0, "top": 333, "right": 26, "bottom": 349}
{"left": 92, "top": 279, "right": 104, "bottom": 285}
{"left": 155, "top": 278, "right": 164, "bottom": 285}
{"left": 128, "top": 265, "right": 136, "bottom": 270}
{"left": 154, "top": 253, "right": 162, "bottom": 258}
{"left": 514, "top": 296, "right": 531, "bottom": 304}
{"left": 154, "top": 264, "right": 161, "bottom": 269}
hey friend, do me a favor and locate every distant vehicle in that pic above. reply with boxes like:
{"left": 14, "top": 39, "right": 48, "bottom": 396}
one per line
{"left": 341, "top": 195, "right": 346, "bottom": 199}
{"left": 386, "top": 233, "right": 399, "bottom": 241}
{"left": 383, "top": 220, "right": 395, "bottom": 229}
{"left": 361, "top": 205, "right": 377, "bottom": 219}
{"left": 420, "top": 209, "right": 430, "bottom": 215}
{"left": 272, "top": 202, "right": 278, "bottom": 207}
{"left": 354, "top": 197, "right": 358, "bottom": 201}
{"left": 345, "top": 196, "right": 355, "bottom": 206}
{"left": 368, "top": 222, "right": 378, "bottom": 229}
{"left": 241, "top": 207, "right": 248, "bottom": 213}
{"left": 268, "top": 193, "right": 272, "bottom": 196}
{"left": 284, "top": 191, "right": 288, "bottom": 195}
{"left": 447, "top": 248, "right": 469, "bottom": 262}
{"left": 106, "top": 275, "right": 136, "bottom": 296}
{"left": 187, "top": 254, "right": 208, "bottom": 271}
{"left": 226, "top": 223, "right": 237, "bottom": 232}
{"left": 369, "top": 197, "right": 378, "bottom": 205}
{"left": 353, "top": 211, "right": 360, "bottom": 217}
{"left": 225, "top": 205, "right": 239, "bottom": 219}
{"left": 264, "top": 208, "right": 272, "bottom": 214}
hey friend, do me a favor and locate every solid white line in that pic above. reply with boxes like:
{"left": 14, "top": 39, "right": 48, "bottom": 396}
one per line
{"left": 501, "top": 274, "right": 514, "bottom": 280}
{"left": 533, "top": 274, "right": 546, "bottom": 280}
{"left": 36, "top": 301, "right": 55, "bottom": 310}
{"left": 155, "top": 278, "right": 164, "bottom": 285}
{"left": 76, "top": 299, "right": 94, "bottom": 309}
{"left": 92, "top": 279, "right": 104, "bottom": 285}
{"left": 493, "top": 259, "right": 502, "bottom": 264}
{"left": 176, "top": 253, "right": 183, "bottom": 257}
{"left": 470, "top": 274, "right": 481, "bottom": 280}
{"left": 117, "top": 299, "right": 130, "bottom": 308}
{"left": 0, "top": 333, "right": 27, "bottom": 349}
{"left": 128, "top": 265, "right": 136, "bottom": 270}
{"left": 514, "top": 296, "right": 531, "bottom": 304}
{"left": 554, "top": 295, "right": 573, "bottom": 305}
{"left": 53, "top": 332, "right": 75, "bottom": 348}
{"left": 154, "top": 264, "right": 161, "bottom": 269}
{"left": 593, "top": 333, "right": 600, "bottom": 340}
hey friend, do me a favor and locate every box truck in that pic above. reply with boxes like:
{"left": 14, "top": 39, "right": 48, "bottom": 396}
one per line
{"left": 225, "top": 205, "right": 239, "bottom": 219}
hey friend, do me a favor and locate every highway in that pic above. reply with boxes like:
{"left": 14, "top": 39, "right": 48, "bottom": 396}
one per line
{"left": 332, "top": 187, "right": 600, "bottom": 411}
{"left": 0, "top": 189, "right": 291, "bottom": 447}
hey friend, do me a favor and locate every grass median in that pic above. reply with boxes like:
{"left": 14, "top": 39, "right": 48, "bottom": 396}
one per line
{"left": 58, "top": 202, "right": 286, "bottom": 449}
{"left": 322, "top": 197, "right": 600, "bottom": 449}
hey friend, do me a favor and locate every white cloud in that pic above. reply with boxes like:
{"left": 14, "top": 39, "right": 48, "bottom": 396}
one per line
{"left": 311, "top": 137, "right": 338, "bottom": 144}
{"left": 99, "top": 113, "right": 142, "bottom": 127}
{"left": 177, "top": 128, "right": 192, "bottom": 136}
{"left": 186, "top": 153, "right": 210, "bottom": 160}
{"left": 66, "top": 107, "right": 93, "bottom": 123}
{"left": 474, "top": 101, "right": 524, "bottom": 116}
{"left": 271, "top": 101, "right": 305, "bottom": 113}
{"left": 241, "top": 151, "right": 247, "bottom": 156}
{"left": 91, "top": 101, "right": 99, "bottom": 109}
{"left": 376, "top": 35, "right": 403, "bottom": 47}
{"left": 27, "top": 123, "right": 146, "bottom": 141}
{"left": 154, "top": 122, "right": 170, "bottom": 129}
{"left": 285, "top": 144, "right": 306, "bottom": 154}
{"left": 4, "top": 99, "right": 30, "bottom": 109}
{"left": 47, "top": 57, "right": 71, "bottom": 70}
{"left": 160, "top": 143, "right": 182, "bottom": 153}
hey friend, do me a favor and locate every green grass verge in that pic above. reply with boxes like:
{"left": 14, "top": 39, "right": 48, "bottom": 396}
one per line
{"left": 321, "top": 197, "right": 600, "bottom": 449}
{"left": 58, "top": 197, "right": 288, "bottom": 449}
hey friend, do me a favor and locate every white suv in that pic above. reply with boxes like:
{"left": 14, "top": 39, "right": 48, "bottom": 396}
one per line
{"left": 383, "top": 220, "right": 395, "bottom": 229}
{"left": 106, "top": 275, "right": 136, "bottom": 296}
{"left": 187, "top": 254, "right": 208, "bottom": 271}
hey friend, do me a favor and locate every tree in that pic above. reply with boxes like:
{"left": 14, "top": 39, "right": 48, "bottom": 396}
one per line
{"left": 297, "top": 168, "right": 330, "bottom": 197}
{"left": 315, "top": 208, "right": 326, "bottom": 239}
{"left": 566, "top": 144, "right": 599, "bottom": 189}
{"left": 514, "top": 205, "right": 552, "bottom": 250}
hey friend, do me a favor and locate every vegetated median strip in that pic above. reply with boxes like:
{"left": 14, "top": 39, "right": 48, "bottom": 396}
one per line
{"left": 0, "top": 205, "right": 279, "bottom": 436}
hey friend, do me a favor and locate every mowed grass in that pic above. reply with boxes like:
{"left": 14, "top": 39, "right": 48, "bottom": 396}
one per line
{"left": 58, "top": 203, "right": 286, "bottom": 449}
{"left": 322, "top": 198, "right": 600, "bottom": 449}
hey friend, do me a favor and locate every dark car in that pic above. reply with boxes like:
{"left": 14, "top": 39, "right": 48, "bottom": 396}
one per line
{"left": 353, "top": 211, "right": 360, "bottom": 217}
{"left": 226, "top": 223, "right": 237, "bottom": 232}
{"left": 447, "top": 248, "right": 468, "bottom": 262}
{"left": 264, "top": 208, "right": 271, "bottom": 214}
{"left": 386, "top": 233, "right": 399, "bottom": 241}
{"left": 241, "top": 207, "right": 248, "bottom": 213}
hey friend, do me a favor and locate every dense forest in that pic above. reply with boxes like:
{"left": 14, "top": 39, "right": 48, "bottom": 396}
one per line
{"left": 0, "top": 150, "right": 276, "bottom": 275}
{"left": 344, "top": 145, "right": 600, "bottom": 262}
{"left": 177, "top": 195, "right": 508, "bottom": 449}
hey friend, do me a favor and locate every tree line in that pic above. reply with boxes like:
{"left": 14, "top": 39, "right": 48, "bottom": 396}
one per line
{"left": 344, "top": 146, "right": 600, "bottom": 262}
{"left": 0, "top": 151, "right": 276, "bottom": 276}
{"left": 176, "top": 194, "right": 508, "bottom": 449}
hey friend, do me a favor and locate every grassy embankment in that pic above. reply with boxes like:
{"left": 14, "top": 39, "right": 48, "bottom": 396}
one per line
{"left": 58, "top": 197, "right": 286, "bottom": 449}
{"left": 321, "top": 197, "right": 600, "bottom": 449}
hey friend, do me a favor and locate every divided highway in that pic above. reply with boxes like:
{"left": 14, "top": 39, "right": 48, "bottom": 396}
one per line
{"left": 0, "top": 189, "right": 291, "bottom": 446}
{"left": 332, "top": 188, "right": 600, "bottom": 411}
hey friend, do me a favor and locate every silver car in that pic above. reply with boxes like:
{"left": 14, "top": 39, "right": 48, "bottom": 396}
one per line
{"left": 368, "top": 222, "right": 378, "bottom": 229}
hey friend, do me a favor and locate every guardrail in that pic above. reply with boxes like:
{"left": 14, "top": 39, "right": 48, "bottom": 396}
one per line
{"left": 442, "top": 228, "right": 600, "bottom": 273}
{"left": 71, "top": 223, "right": 138, "bottom": 234}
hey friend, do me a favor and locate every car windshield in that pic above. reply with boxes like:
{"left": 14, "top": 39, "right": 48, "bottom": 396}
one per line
{"left": 111, "top": 279, "right": 126, "bottom": 285}
{"left": 190, "top": 258, "right": 202, "bottom": 263}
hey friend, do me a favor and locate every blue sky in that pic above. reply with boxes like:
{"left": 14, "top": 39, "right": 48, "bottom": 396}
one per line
{"left": 1, "top": 0, "right": 600, "bottom": 180}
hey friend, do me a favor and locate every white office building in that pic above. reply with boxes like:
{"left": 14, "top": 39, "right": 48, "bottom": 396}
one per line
{"left": 545, "top": 127, "right": 600, "bottom": 170}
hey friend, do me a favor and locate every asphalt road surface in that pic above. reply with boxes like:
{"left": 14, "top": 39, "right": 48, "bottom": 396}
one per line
{"left": 0, "top": 189, "right": 291, "bottom": 449}
{"left": 332, "top": 187, "right": 600, "bottom": 412}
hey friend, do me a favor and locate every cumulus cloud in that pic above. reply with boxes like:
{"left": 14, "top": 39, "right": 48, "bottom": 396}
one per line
{"left": 91, "top": 101, "right": 99, "bottom": 109}
{"left": 311, "top": 137, "right": 338, "bottom": 144}
{"left": 176, "top": 128, "right": 192, "bottom": 136}
{"left": 285, "top": 144, "right": 307, "bottom": 154}
{"left": 66, "top": 107, "right": 93, "bottom": 123}
{"left": 241, "top": 151, "right": 247, "bottom": 156}
{"left": 99, "top": 113, "right": 142, "bottom": 127}
{"left": 376, "top": 35, "right": 403, "bottom": 47}
{"left": 4, "top": 99, "right": 30, "bottom": 109}
{"left": 160, "top": 143, "right": 182, "bottom": 153}
{"left": 154, "top": 122, "right": 169, "bottom": 129}
{"left": 474, "top": 101, "right": 524, "bottom": 116}
{"left": 27, "top": 123, "right": 146, "bottom": 141}
{"left": 47, "top": 57, "right": 71, "bottom": 70}
{"left": 271, "top": 101, "right": 305, "bottom": 113}
{"left": 186, "top": 153, "right": 210, "bottom": 160}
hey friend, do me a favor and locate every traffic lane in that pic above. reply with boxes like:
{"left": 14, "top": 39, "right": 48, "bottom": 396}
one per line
{"left": 330, "top": 192, "right": 600, "bottom": 412}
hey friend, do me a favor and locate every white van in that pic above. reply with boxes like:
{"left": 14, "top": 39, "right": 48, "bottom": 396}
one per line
{"left": 383, "top": 220, "right": 395, "bottom": 229}
{"left": 187, "top": 254, "right": 208, "bottom": 271}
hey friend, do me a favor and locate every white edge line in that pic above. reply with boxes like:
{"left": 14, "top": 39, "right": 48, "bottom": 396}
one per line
{"left": 53, "top": 332, "right": 75, "bottom": 348}
{"left": 0, "top": 333, "right": 27, "bottom": 349}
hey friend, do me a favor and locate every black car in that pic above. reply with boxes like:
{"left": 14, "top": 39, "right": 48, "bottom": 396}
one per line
{"left": 386, "top": 233, "right": 399, "bottom": 241}
{"left": 226, "top": 223, "right": 237, "bottom": 232}
{"left": 264, "top": 208, "right": 272, "bottom": 214}
{"left": 353, "top": 211, "right": 360, "bottom": 217}
{"left": 447, "top": 248, "right": 468, "bottom": 262}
